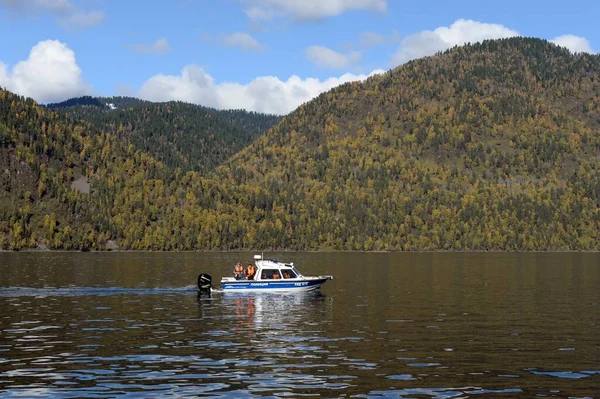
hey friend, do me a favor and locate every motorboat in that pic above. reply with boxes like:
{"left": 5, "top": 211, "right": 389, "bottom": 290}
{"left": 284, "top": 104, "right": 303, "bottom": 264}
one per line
{"left": 197, "top": 254, "right": 333, "bottom": 294}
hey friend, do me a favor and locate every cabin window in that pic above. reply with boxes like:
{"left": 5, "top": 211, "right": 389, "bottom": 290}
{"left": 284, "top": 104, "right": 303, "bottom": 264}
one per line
{"left": 261, "top": 269, "right": 282, "bottom": 279}
{"left": 281, "top": 269, "right": 297, "bottom": 279}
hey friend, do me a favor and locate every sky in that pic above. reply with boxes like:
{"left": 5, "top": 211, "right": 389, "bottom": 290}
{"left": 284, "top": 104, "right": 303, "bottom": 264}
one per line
{"left": 0, "top": 0, "right": 598, "bottom": 115}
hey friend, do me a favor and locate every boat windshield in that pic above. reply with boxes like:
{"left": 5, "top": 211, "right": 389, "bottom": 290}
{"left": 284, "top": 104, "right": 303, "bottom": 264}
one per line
{"left": 260, "top": 269, "right": 282, "bottom": 279}
{"left": 281, "top": 269, "right": 297, "bottom": 279}
{"left": 290, "top": 267, "right": 302, "bottom": 277}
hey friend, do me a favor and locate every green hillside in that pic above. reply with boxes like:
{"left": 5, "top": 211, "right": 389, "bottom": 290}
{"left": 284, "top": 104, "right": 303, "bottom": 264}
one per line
{"left": 210, "top": 37, "right": 600, "bottom": 250}
{"left": 2, "top": 37, "right": 600, "bottom": 251}
{"left": 49, "top": 98, "right": 281, "bottom": 173}
{"left": 0, "top": 92, "right": 278, "bottom": 250}
{"left": 47, "top": 95, "right": 150, "bottom": 109}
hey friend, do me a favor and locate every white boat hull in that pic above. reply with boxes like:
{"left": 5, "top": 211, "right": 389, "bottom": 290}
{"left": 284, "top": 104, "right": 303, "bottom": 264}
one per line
{"left": 221, "top": 276, "right": 332, "bottom": 293}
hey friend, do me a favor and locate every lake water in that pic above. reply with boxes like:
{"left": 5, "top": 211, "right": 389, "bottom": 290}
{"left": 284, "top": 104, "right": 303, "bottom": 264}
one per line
{"left": 0, "top": 252, "right": 598, "bottom": 398}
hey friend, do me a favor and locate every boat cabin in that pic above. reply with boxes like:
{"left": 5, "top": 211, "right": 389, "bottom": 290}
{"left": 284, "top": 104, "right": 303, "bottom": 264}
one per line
{"left": 253, "top": 254, "right": 303, "bottom": 280}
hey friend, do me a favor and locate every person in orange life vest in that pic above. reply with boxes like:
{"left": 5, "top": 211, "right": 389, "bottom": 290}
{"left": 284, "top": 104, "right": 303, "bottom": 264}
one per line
{"left": 234, "top": 262, "right": 244, "bottom": 280}
{"left": 245, "top": 263, "right": 256, "bottom": 280}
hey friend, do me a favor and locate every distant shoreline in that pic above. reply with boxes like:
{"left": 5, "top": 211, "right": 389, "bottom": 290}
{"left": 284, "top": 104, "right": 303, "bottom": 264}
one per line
{"left": 1, "top": 249, "right": 599, "bottom": 254}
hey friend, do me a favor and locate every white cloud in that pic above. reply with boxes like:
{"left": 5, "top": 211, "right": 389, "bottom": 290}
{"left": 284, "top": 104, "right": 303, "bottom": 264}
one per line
{"left": 391, "top": 19, "right": 519, "bottom": 65}
{"left": 59, "top": 9, "right": 104, "bottom": 28}
{"left": 358, "top": 30, "right": 400, "bottom": 47}
{"left": 131, "top": 38, "right": 172, "bottom": 55}
{"left": 0, "top": 63, "right": 9, "bottom": 87}
{"left": 0, "top": 0, "right": 103, "bottom": 28}
{"left": 306, "top": 46, "right": 361, "bottom": 70}
{"left": 243, "top": 0, "right": 387, "bottom": 21}
{"left": 0, "top": 0, "right": 71, "bottom": 14}
{"left": 115, "top": 83, "right": 135, "bottom": 96}
{"left": 202, "top": 32, "right": 268, "bottom": 52}
{"left": 138, "top": 65, "right": 384, "bottom": 115}
{"left": 551, "top": 35, "right": 594, "bottom": 54}
{"left": 139, "top": 66, "right": 220, "bottom": 109}
{"left": 358, "top": 32, "right": 385, "bottom": 47}
{"left": 222, "top": 32, "right": 267, "bottom": 52}
{"left": 0, "top": 40, "right": 91, "bottom": 103}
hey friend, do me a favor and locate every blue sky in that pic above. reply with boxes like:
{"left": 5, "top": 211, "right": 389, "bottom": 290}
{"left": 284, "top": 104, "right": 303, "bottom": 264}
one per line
{"left": 0, "top": 0, "right": 598, "bottom": 114}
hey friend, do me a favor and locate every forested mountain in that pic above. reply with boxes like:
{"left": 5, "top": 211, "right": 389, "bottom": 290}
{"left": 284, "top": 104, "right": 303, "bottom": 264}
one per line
{"left": 1, "top": 90, "right": 123, "bottom": 250}
{"left": 210, "top": 37, "right": 600, "bottom": 250}
{"left": 47, "top": 96, "right": 149, "bottom": 109}
{"left": 49, "top": 99, "right": 281, "bottom": 173}
{"left": 47, "top": 96, "right": 106, "bottom": 109}
{"left": 2, "top": 37, "right": 600, "bottom": 251}
{"left": 0, "top": 90, "right": 280, "bottom": 250}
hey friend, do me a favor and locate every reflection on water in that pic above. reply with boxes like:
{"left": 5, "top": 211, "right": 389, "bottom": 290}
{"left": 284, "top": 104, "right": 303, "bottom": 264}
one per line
{"left": 223, "top": 291, "right": 331, "bottom": 331}
{"left": 0, "top": 252, "right": 598, "bottom": 397}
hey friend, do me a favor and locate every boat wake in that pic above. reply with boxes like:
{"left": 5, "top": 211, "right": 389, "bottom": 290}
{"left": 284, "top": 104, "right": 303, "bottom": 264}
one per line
{"left": 0, "top": 285, "right": 198, "bottom": 297}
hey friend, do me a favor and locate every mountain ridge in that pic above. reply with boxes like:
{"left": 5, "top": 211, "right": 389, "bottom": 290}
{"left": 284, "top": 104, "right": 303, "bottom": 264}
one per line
{"left": 2, "top": 37, "right": 600, "bottom": 250}
{"left": 48, "top": 97, "right": 282, "bottom": 173}
{"left": 208, "top": 37, "right": 600, "bottom": 250}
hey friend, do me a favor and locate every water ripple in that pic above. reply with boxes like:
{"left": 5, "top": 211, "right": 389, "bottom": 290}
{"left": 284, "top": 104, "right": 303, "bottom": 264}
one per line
{"left": 358, "top": 387, "right": 523, "bottom": 398}
{"left": 1, "top": 253, "right": 599, "bottom": 398}
{"left": 0, "top": 286, "right": 197, "bottom": 297}
{"left": 528, "top": 369, "right": 590, "bottom": 379}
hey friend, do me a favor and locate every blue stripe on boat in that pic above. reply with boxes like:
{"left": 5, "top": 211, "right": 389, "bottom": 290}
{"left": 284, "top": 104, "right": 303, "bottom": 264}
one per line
{"left": 222, "top": 279, "right": 326, "bottom": 291}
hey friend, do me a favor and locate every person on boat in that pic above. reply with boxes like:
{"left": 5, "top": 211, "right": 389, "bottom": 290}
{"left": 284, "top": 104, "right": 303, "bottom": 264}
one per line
{"left": 245, "top": 263, "right": 256, "bottom": 280}
{"left": 234, "top": 262, "right": 245, "bottom": 280}
{"left": 272, "top": 272, "right": 280, "bottom": 279}
{"left": 283, "top": 271, "right": 291, "bottom": 279}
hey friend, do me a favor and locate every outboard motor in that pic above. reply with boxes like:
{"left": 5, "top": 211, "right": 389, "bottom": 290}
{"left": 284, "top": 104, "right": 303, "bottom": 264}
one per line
{"left": 197, "top": 273, "right": 212, "bottom": 295}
